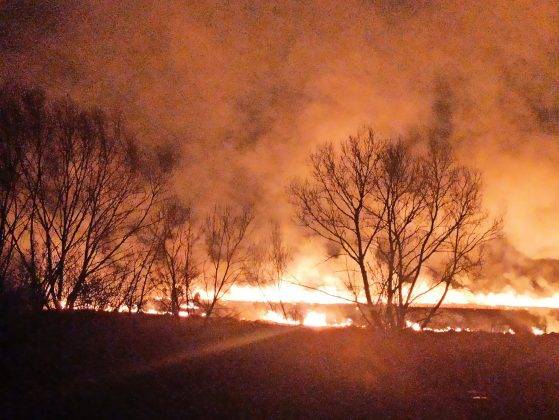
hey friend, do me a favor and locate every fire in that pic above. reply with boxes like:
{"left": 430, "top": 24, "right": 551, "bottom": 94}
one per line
{"left": 438, "top": 288, "right": 559, "bottom": 309}
{"left": 261, "top": 310, "right": 353, "bottom": 328}
{"left": 200, "top": 281, "right": 559, "bottom": 310}
{"left": 302, "top": 311, "right": 328, "bottom": 327}
{"left": 194, "top": 257, "right": 559, "bottom": 310}
{"left": 261, "top": 310, "right": 298, "bottom": 325}
{"left": 218, "top": 284, "right": 349, "bottom": 304}
{"left": 116, "top": 258, "right": 555, "bottom": 334}
{"left": 531, "top": 327, "right": 545, "bottom": 336}
{"left": 404, "top": 320, "right": 524, "bottom": 335}
{"left": 406, "top": 321, "right": 422, "bottom": 332}
{"left": 197, "top": 258, "right": 354, "bottom": 305}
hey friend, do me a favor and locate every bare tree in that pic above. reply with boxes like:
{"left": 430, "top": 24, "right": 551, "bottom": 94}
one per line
{"left": 266, "top": 223, "right": 292, "bottom": 317}
{"left": 152, "top": 199, "right": 201, "bottom": 316}
{"left": 201, "top": 204, "right": 254, "bottom": 318}
{"left": 0, "top": 88, "right": 55, "bottom": 310}
{"left": 105, "top": 235, "right": 159, "bottom": 313}
{"left": 374, "top": 140, "right": 500, "bottom": 329}
{"left": 291, "top": 129, "right": 499, "bottom": 331}
{"left": 289, "top": 129, "right": 385, "bottom": 329}
{"left": 0, "top": 86, "right": 36, "bottom": 308}
{"left": 7, "top": 89, "right": 163, "bottom": 310}
{"left": 244, "top": 222, "right": 293, "bottom": 318}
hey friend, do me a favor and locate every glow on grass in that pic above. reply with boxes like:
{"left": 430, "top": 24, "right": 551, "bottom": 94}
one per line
{"left": 261, "top": 310, "right": 353, "bottom": 328}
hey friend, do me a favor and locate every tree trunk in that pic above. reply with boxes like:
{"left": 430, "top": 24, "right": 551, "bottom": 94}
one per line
{"left": 421, "top": 281, "right": 450, "bottom": 329}
{"left": 170, "top": 285, "right": 180, "bottom": 316}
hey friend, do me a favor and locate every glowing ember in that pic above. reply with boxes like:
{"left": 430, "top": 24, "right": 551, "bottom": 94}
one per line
{"left": 261, "top": 310, "right": 352, "bottom": 328}
{"left": 261, "top": 310, "right": 298, "bottom": 325}
{"left": 406, "top": 321, "right": 422, "bottom": 332}
{"left": 302, "top": 311, "right": 328, "bottom": 327}
{"left": 145, "top": 308, "right": 162, "bottom": 315}
{"left": 531, "top": 327, "right": 545, "bottom": 336}
{"left": 404, "top": 320, "right": 521, "bottom": 334}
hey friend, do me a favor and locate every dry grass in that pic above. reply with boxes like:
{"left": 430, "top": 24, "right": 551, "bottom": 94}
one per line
{"left": 2, "top": 311, "right": 559, "bottom": 418}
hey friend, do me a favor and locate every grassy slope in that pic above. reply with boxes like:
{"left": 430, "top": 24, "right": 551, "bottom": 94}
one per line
{"left": 2, "top": 311, "right": 559, "bottom": 418}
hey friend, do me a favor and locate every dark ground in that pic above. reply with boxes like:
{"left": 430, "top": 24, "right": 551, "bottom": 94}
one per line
{"left": 2, "top": 311, "right": 559, "bottom": 419}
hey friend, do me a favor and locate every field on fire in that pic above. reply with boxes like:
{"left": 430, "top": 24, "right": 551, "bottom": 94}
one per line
{"left": 2, "top": 2, "right": 559, "bottom": 418}
{"left": 3, "top": 311, "right": 559, "bottom": 418}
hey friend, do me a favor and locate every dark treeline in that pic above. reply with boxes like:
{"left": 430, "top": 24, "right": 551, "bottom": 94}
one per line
{"left": 0, "top": 86, "right": 499, "bottom": 330}
{"left": 0, "top": 86, "right": 283, "bottom": 317}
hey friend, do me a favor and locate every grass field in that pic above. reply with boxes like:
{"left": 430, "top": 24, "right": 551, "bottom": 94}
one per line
{"left": 2, "top": 311, "right": 559, "bottom": 418}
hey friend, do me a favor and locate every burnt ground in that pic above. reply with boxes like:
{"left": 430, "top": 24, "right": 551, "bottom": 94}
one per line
{"left": 2, "top": 311, "right": 559, "bottom": 419}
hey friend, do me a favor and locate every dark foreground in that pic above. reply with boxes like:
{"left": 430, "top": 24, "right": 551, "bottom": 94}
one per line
{"left": 2, "top": 312, "right": 559, "bottom": 419}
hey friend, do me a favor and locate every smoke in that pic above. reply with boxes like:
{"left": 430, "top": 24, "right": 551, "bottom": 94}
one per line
{"left": 467, "top": 238, "right": 559, "bottom": 296}
{"left": 1, "top": 0, "right": 558, "bottom": 293}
